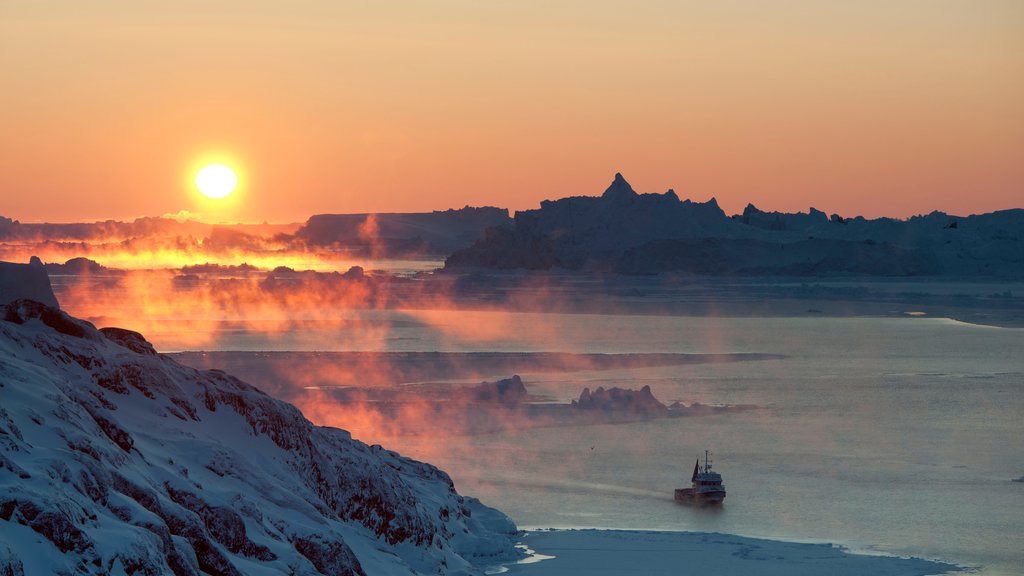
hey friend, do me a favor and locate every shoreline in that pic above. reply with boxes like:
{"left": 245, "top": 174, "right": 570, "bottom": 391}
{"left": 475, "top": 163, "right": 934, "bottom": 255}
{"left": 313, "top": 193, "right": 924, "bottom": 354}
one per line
{"left": 491, "top": 528, "right": 965, "bottom": 576}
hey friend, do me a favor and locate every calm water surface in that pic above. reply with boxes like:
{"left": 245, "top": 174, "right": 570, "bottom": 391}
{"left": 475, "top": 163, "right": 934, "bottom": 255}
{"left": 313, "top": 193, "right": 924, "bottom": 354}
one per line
{"left": 381, "top": 314, "right": 1023, "bottom": 575}
{"left": 157, "top": 311, "right": 1023, "bottom": 574}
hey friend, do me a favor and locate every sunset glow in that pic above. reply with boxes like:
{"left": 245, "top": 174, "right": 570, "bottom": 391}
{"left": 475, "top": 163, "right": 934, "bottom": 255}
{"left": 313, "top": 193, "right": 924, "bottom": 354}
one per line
{"left": 2, "top": 2, "right": 1021, "bottom": 222}
{"left": 2, "top": 3, "right": 1022, "bottom": 576}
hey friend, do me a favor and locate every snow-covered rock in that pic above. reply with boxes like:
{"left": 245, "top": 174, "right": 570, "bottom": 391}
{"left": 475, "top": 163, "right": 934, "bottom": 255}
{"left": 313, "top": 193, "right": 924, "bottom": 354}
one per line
{"left": 0, "top": 299, "right": 521, "bottom": 575}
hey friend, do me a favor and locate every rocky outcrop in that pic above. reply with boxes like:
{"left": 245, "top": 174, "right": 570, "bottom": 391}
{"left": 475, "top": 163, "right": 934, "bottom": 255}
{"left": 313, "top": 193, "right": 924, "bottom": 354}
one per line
{"left": 99, "top": 327, "right": 158, "bottom": 355}
{"left": 0, "top": 300, "right": 522, "bottom": 575}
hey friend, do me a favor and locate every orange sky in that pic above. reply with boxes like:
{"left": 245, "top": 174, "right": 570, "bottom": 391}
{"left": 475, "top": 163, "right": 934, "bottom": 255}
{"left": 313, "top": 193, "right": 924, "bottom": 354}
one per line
{"left": 2, "top": 1, "right": 1022, "bottom": 223}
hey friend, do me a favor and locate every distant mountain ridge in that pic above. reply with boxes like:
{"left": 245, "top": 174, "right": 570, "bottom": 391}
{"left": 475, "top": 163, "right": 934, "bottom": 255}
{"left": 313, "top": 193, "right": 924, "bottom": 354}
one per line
{"left": 0, "top": 207, "right": 512, "bottom": 262}
{"left": 295, "top": 207, "right": 512, "bottom": 257}
{"left": 3, "top": 177, "right": 1021, "bottom": 277}
{"left": 446, "top": 174, "right": 1024, "bottom": 278}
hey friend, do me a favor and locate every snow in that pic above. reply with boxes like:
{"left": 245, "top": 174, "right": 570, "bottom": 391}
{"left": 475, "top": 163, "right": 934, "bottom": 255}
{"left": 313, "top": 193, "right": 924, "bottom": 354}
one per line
{"left": 0, "top": 299, "right": 523, "bottom": 575}
{"left": 496, "top": 530, "right": 962, "bottom": 576}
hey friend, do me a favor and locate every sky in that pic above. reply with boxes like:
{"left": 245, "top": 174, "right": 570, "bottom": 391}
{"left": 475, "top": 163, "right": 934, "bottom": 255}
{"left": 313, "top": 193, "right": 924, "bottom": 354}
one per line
{"left": 2, "top": 1, "right": 1022, "bottom": 223}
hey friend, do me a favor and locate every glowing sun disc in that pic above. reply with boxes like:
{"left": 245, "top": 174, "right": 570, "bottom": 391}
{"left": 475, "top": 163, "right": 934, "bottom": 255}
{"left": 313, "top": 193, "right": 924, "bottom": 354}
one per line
{"left": 195, "top": 164, "right": 237, "bottom": 199}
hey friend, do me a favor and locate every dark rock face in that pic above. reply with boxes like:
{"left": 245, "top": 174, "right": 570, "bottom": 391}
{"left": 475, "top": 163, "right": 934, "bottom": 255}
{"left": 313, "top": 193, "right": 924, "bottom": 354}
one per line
{"left": 164, "top": 485, "right": 277, "bottom": 563}
{"left": 99, "top": 327, "right": 157, "bottom": 355}
{"left": 294, "top": 536, "right": 365, "bottom": 576}
{"left": 0, "top": 544, "right": 25, "bottom": 576}
{"left": 3, "top": 299, "right": 96, "bottom": 339}
{"left": 0, "top": 500, "right": 89, "bottom": 554}
{"left": 0, "top": 302, "right": 521, "bottom": 574}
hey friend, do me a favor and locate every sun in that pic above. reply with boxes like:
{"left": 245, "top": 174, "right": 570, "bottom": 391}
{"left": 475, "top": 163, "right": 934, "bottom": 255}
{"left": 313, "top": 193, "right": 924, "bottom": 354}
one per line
{"left": 195, "top": 164, "right": 238, "bottom": 199}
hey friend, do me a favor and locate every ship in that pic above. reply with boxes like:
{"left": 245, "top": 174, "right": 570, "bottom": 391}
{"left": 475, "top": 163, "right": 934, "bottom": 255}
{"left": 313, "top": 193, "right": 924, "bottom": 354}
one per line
{"left": 674, "top": 450, "right": 726, "bottom": 505}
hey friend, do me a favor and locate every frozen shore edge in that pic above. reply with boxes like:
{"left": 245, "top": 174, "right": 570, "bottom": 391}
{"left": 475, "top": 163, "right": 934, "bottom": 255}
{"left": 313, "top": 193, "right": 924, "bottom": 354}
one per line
{"left": 491, "top": 529, "right": 964, "bottom": 576}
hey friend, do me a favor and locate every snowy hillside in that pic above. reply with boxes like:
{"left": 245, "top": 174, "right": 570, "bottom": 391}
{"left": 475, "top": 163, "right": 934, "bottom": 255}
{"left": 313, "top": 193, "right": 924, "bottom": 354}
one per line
{"left": 0, "top": 299, "right": 521, "bottom": 575}
{"left": 445, "top": 174, "right": 1023, "bottom": 277}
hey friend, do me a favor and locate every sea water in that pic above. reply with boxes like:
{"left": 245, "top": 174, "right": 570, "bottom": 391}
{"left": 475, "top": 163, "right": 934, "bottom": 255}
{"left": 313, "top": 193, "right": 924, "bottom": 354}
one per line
{"left": 111, "top": 306, "right": 1024, "bottom": 574}
{"left": 363, "top": 312, "right": 1022, "bottom": 575}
